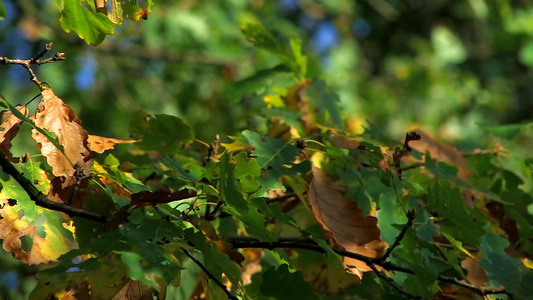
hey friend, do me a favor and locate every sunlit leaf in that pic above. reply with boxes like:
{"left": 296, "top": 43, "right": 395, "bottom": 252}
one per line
{"left": 31, "top": 88, "right": 92, "bottom": 177}
{"left": 87, "top": 135, "right": 138, "bottom": 153}
{"left": 58, "top": 0, "right": 115, "bottom": 45}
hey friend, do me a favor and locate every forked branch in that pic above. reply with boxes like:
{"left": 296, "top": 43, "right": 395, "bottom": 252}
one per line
{"left": 0, "top": 42, "right": 65, "bottom": 90}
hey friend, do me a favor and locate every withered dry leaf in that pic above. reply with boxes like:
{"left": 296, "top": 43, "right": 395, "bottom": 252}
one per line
{"left": 331, "top": 136, "right": 360, "bottom": 150}
{"left": 87, "top": 135, "right": 139, "bottom": 154}
{"left": 0, "top": 105, "right": 28, "bottom": 162}
{"left": 31, "top": 88, "right": 91, "bottom": 177}
{"left": 461, "top": 257, "right": 489, "bottom": 287}
{"left": 112, "top": 280, "right": 157, "bottom": 300}
{"left": 308, "top": 165, "right": 388, "bottom": 279}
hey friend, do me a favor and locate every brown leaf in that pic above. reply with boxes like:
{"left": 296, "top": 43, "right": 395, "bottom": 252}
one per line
{"left": 307, "top": 165, "right": 388, "bottom": 279}
{"left": 0, "top": 105, "right": 28, "bottom": 163}
{"left": 461, "top": 257, "right": 488, "bottom": 287}
{"left": 47, "top": 175, "right": 88, "bottom": 205}
{"left": 112, "top": 280, "right": 158, "bottom": 300}
{"left": 31, "top": 88, "right": 91, "bottom": 177}
{"left": 331, "top": 136, "right": 360, "bottom": 150}
{"left": 88, "top": 135, "right": 139, "bottom": 154}
{"left": 406, "top": 130, "right": 472, "bottom": 180}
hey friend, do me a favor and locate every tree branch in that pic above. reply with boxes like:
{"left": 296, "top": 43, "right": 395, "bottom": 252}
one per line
{"left": 0, "top": 151, "right": 108, "bottom": 223}
{"left": 377, "top": 209, "right": 415, "bottom": 262}
{"left": 181, "top": 247, "right": 238, "bottom": 300}
{"left": 223, "top": 236, "right": 510, "bottom": 297}
{"left": 0, "top": 42, "right": 65, "bottom": 90}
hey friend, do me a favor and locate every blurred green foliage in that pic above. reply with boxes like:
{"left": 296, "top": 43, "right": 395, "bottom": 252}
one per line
{"left": 0, "top": 0, "right": 532, "bottom": 151}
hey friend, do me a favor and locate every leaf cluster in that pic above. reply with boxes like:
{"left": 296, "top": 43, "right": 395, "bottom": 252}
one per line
{"left": 0, "top": 4, "right": 532, "bottom": 300}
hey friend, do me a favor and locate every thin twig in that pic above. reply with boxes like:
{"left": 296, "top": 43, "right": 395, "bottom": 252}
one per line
{"left": 0, "top": 42, "right": 65, "bottom": 90}
{"left": 181, "top": 247, "right": 238, "bottom": 300}
{"left": 437, "top": 275, "right": 513, "bottom": 298}
{"left": 0, "top": 151, "right": 108, "bottom": 223}
{"left": 401, "top": 162, "right": 425, "bottom": 171}
{"left": 265, "top": 193, "right": 297, "bottom": 204}
{"left": 377, "top": 209, "right": 415, "bottom": 262}
{"left": 368, "top": 263, "right": 420, "bottom": 299}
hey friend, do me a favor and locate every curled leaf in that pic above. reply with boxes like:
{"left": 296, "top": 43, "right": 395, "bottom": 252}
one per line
{"left": 0, "top": 105, "right": 28, "bottom": 162}
{"left": 308, "top": 165, "right": 388, "bottom": 279}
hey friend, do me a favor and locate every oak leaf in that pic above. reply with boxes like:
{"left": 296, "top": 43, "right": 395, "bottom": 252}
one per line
{"left": 0, "top": 104, "right": 28, "bottom": 162}
{"left": 87, "top": 135, "right": 138, "bottom": 153}
{"left": 308, "top": 165, "right": 388, "bottom": 279}
{"left": 31, "top": 88, "right": 91, "bottom": 177}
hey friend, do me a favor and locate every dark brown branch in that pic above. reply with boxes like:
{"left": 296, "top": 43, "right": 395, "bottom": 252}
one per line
{"left": 0, "top": 151, "right": 108, "bottom": 223}
{"left": 0, "top": 42, "right": 65, "bottom": 90}
{"left": 223, "top": 236, "right": 510, "bottom": 297}
{"left": 181, "top": 247, "right": 238, "bottom": 300}
{"left": 377, "top": 209, "right": 415, "bottom": 262}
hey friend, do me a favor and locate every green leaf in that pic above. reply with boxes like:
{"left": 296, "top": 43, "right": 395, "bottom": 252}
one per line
{"left": 241, "top": 130, "right": 304, "bottom": 194}
{"left": 305, "top": 79, "right": 344, "bottom": 129}
{"left": 130, "top": 110, "right": 194, "bottom": 153}
{"left": 241, "top": 23, "right": 284, "bottom": 55}
{"left": 184, "top": 228, "right": 242, "bottom": 288}
{"left": 116, "top": 251, "right": 157, "bottom": 288}
{"left": 427, "top": 179, "right": 485, "bottom": 243}
{"left": 233, "top": 152, "right": 261, "bottom": 193}
{"left": 120, "top": 220, "right": 185, "bottom": 286}
{"left": 232, "top": 65, "right": 292, "bottom": 99}
{"left": 290, "top": 36, "right": 307, "bottom": 78}
{"left": 478, "top": 122, "right": 533, "bottom": 139}
{"left": 0, "top": 1, "right": 6, "bottom": 20}
{"left": 260, "top": 264, "right": 319, "bottom": 300}
{"left": 159, "top": 155, "right": 201, "bottom": 182}
{"left": 480, "top": 234, "right": 533, "bottom": 298}
{"left": 219, "top": 153, "right": 274, "bottom": 241}
{"left": 59, "top": 0, "right": 115, "bottom": 45}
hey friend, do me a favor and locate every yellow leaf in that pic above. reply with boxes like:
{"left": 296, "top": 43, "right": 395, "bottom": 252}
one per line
{"left": 88, "top": 135, "right": 138, "bottom": 154}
